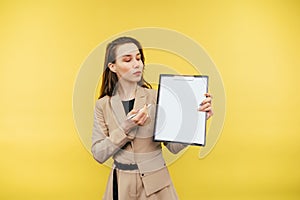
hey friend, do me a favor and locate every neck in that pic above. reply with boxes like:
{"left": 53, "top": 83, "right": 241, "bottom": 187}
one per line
{"left": 118, "top": 80, "right": 137, "bottom": 101}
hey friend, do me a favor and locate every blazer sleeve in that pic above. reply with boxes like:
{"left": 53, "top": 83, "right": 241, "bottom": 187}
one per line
{"left": 91, "top": 99, "right": 132, "bottom": 164}
{"left": 164, "top": 142, "right": 188, "bottom": 154}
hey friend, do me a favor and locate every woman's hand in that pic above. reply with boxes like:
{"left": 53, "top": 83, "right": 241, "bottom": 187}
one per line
{"left": 128, "top": 105, "right": 149, "bottom": 125}
{"left": 121, "top": 105, "right": 149, "bottom": 134}
{"left": 198, "top": 93, "right": 213, "bottom": 119}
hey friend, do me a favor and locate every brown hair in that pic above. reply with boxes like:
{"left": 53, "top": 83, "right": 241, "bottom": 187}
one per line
{"left": 99, "top": 37, "right": 152, "bottom": 98}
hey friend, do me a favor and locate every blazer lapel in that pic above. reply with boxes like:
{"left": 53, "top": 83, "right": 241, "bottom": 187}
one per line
{"left": 133, "top": 86, "right": 147, "bottom": 111}
{"left": 111, "top": 92, "right": 127, "bottom": 125}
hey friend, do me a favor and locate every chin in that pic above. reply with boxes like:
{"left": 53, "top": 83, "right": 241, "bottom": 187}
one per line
{"left": 131, "top": 76, "right": 142, "bottom": 82}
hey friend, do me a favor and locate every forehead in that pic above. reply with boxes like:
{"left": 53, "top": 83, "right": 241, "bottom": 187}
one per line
{"left": 115, "top": 43, "right": 139, "bottom": 57}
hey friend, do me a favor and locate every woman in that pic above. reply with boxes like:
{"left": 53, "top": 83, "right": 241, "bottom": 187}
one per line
{"left": 91, "top": 36, "right": 213, "bottom": 200}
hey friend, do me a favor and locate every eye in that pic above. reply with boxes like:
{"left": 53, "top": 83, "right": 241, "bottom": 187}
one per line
{"left": 122, "top": 56, "right": 131, "bottom": 62}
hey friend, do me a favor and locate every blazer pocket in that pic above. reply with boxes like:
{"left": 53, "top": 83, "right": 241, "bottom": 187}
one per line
{"left": 140, "top": 167, "right": 171, "bottom": 196}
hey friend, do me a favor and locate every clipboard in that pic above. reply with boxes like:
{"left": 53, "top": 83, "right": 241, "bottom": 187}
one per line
{"left": 153, "top": 74, "right": 208, "bottom": 146}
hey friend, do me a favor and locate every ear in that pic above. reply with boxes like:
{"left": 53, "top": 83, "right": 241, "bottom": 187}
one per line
{"left": 108, "top": 63, "right": 117, "bottom": 73}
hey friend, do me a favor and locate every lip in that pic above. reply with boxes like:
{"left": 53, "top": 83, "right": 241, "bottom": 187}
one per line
{"left": 133, "top": 71, "right": 142, "bottom": 75}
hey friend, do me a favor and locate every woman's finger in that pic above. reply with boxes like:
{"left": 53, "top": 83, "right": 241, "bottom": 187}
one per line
{"left": 131, "top": 110, "right": 146, "bottom": 124}
{"left": 127, "top": 109, "right": 139, "bottom": 120}
{"left": 198, "top": 103, "right": 211, "bottom": 111}
{"left": 204, "top": 106, "right": 212, "bottom": 112}
{"left": 206, "top": 111, "right": 213, "bottom": 119}
{"left": 128, "top": 109, "right": 138, "bottom": 115}
{"left": 200, "top": 97, "right": 212, "bottom": 105}
{"left": 137, "top": 113, "right": 148, "bottom": 125}
{"left": 204, "top": 93, "right": 213, "bottom": 98}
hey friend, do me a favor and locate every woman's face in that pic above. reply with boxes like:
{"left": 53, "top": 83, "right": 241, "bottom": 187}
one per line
{"left": 109, "top": 43, "right": 144, "bottom": 83}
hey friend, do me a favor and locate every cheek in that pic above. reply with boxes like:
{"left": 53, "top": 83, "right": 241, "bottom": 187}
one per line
{"left": 140, "top": 61, "right": 144, "bottom": 68}
{"left": 117, "top": 64, "right": 132, "bottom": 75}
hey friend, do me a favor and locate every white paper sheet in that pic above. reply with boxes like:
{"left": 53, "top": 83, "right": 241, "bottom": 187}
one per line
{"left": 154, "top": 74, "right": 208, "bottom": 146}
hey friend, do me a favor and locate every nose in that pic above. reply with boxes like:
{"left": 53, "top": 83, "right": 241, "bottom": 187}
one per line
{"left": 133, "top": 58, "right": 141, "bottom": 68}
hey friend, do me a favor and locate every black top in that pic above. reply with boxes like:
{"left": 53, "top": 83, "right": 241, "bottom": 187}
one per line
{"left": 121, "top": 99, "right": 135, "bottom": 149}
{"left": 122, "top": 99, "right": 135, "bottom": 115}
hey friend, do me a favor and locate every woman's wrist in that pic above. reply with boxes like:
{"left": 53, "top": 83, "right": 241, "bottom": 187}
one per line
{"left": 121, "top": 120, "right": 135, "bottom": 135}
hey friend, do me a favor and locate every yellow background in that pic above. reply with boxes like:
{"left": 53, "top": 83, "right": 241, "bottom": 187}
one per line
{"left": 1, "top": 0, "right": 300, "bottom": 199}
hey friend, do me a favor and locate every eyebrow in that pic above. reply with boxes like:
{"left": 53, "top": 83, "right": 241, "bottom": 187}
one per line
{"left": 121, "top": 53, "right": 141, "bottom": 57}
{"left": 122, "top": 55, "right": 132, "bottom": 58}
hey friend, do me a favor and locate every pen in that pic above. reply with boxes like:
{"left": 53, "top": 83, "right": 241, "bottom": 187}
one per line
{"left": 127, "top": 104, "right": 152, "bottom": 120}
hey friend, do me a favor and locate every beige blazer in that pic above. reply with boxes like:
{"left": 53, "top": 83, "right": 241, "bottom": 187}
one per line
{"left": 91, "top": 86, "right": 186, "bottom": 196}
